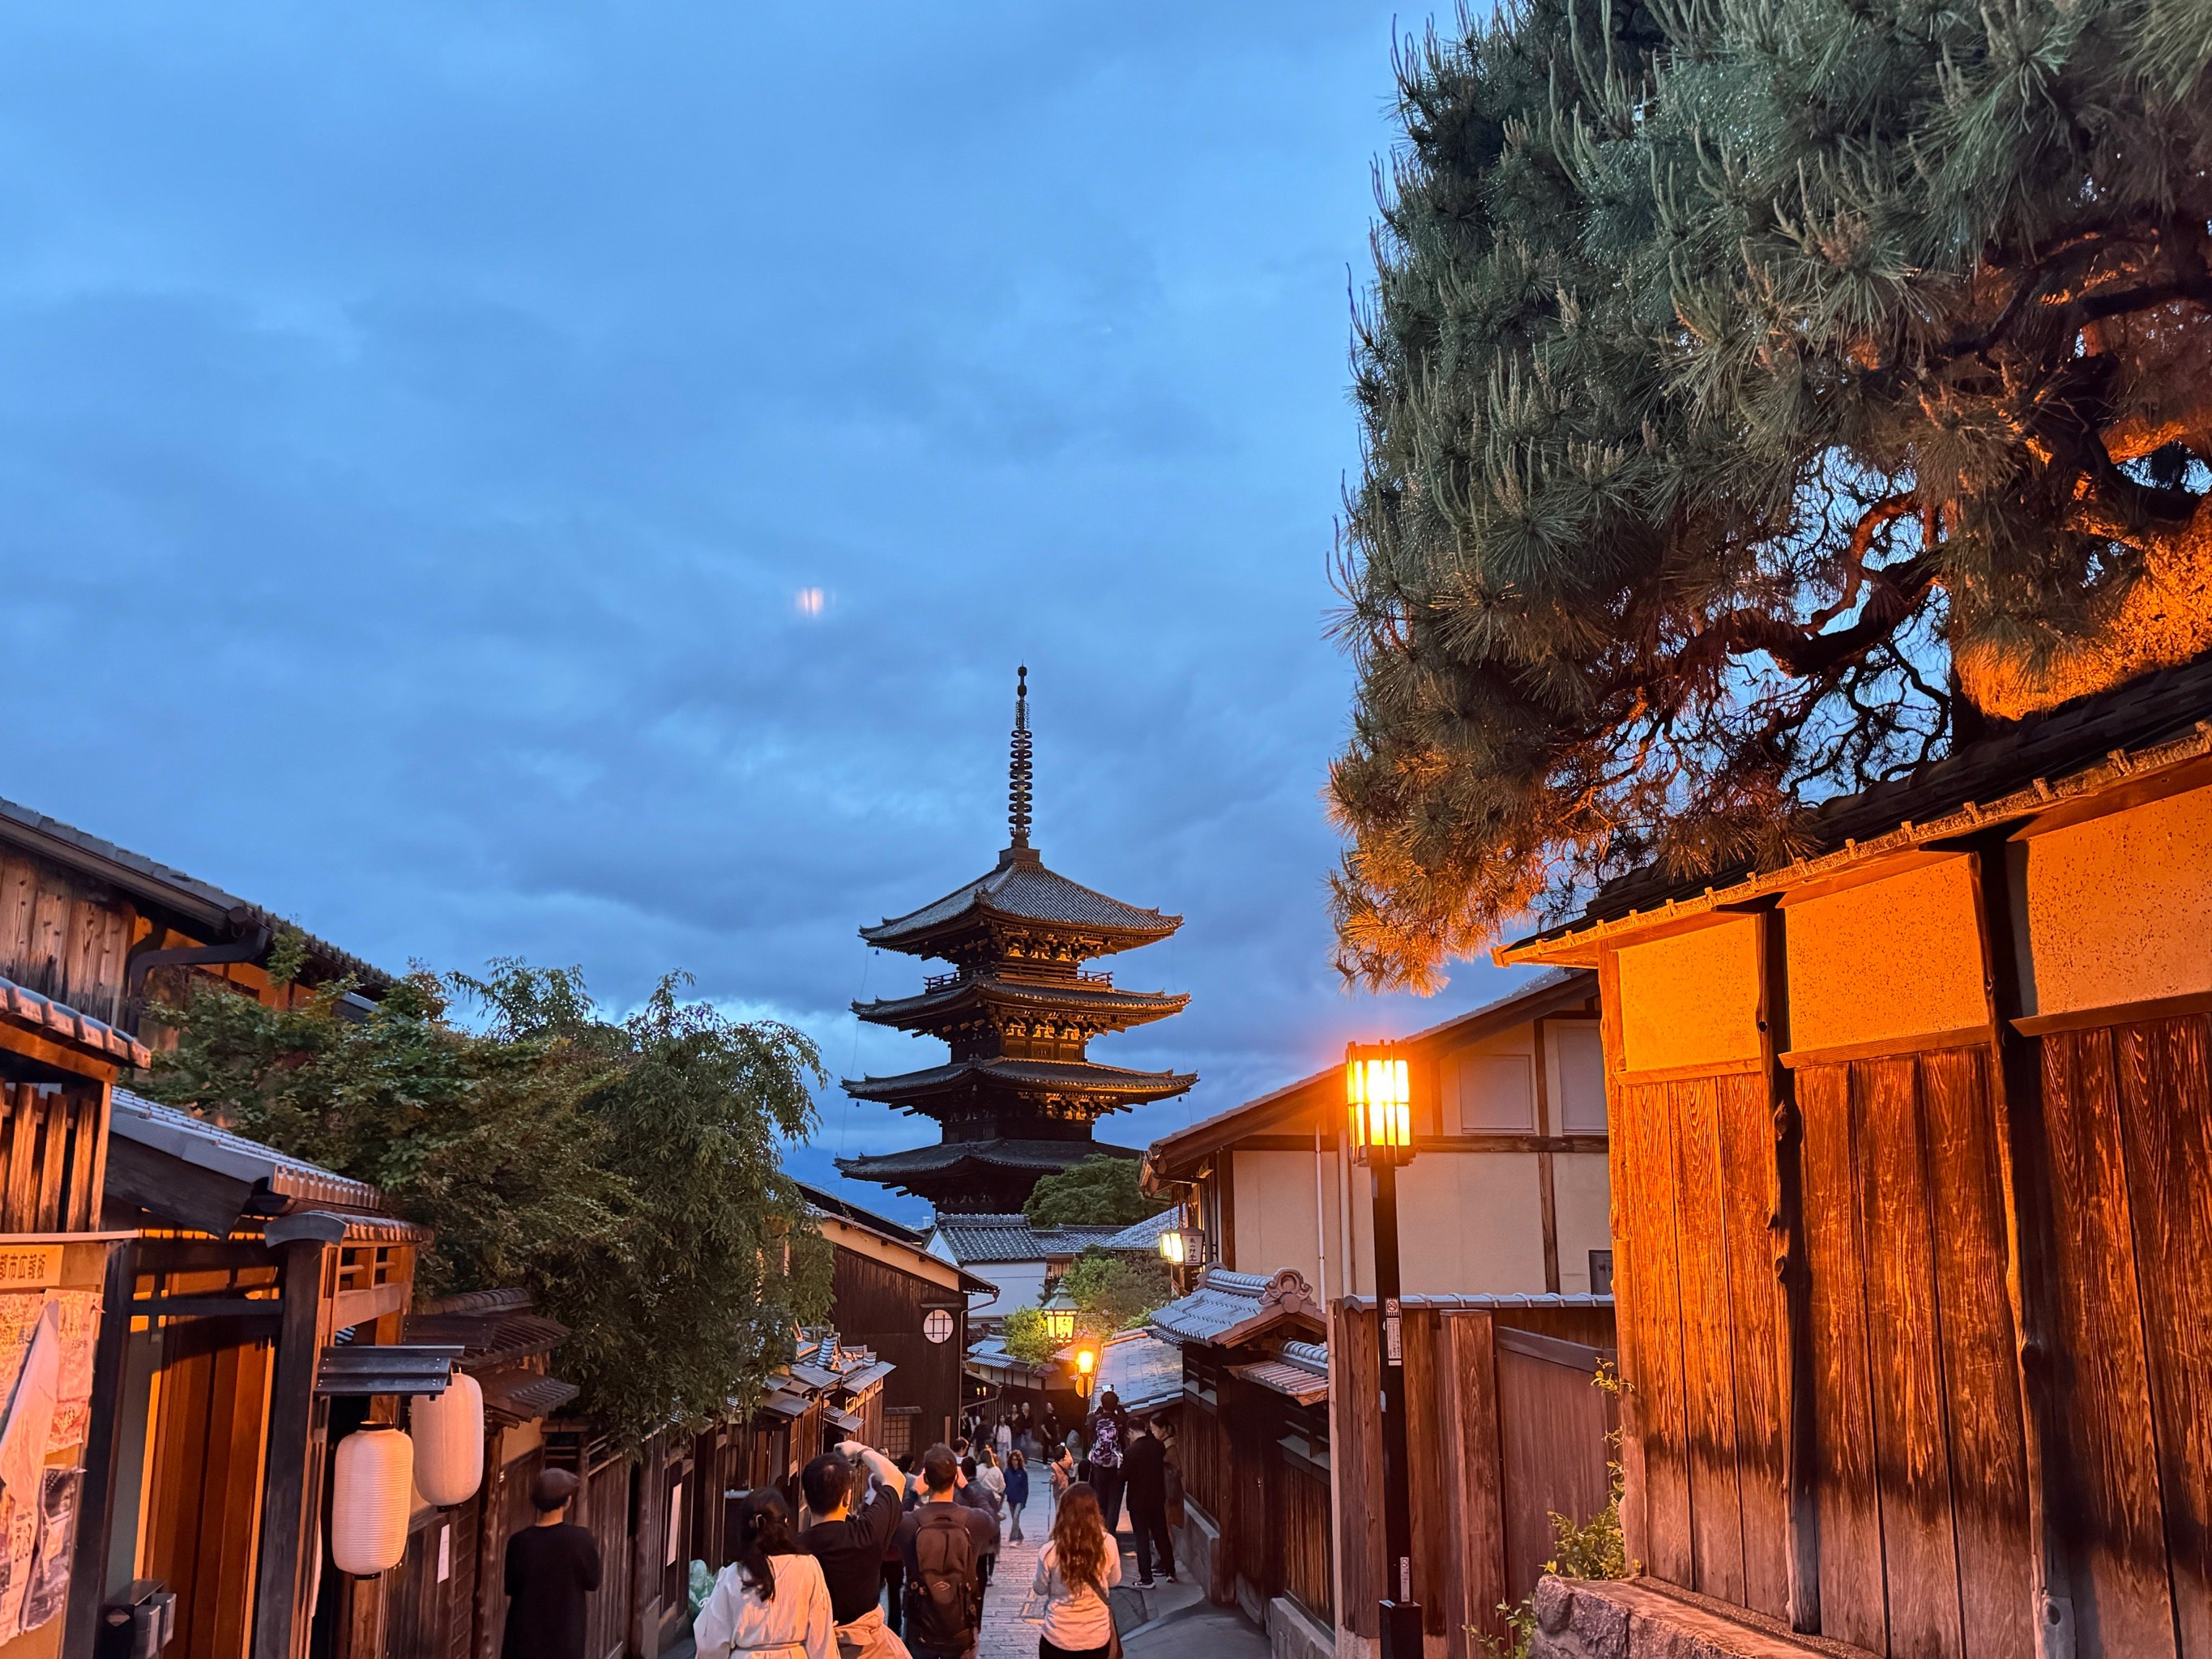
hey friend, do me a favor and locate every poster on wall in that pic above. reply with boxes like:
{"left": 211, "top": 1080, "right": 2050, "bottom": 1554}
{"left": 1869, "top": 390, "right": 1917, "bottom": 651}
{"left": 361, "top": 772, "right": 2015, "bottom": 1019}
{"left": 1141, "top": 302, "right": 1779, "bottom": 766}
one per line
{"left": 0, "top": 1490, "right": 32, "bottom": 1639}
{"left": 16, "top": 1469, "right": 79, "bottom": 1635}
{"left": 43, "top": 1291, "right": 99, "bottom": 1452}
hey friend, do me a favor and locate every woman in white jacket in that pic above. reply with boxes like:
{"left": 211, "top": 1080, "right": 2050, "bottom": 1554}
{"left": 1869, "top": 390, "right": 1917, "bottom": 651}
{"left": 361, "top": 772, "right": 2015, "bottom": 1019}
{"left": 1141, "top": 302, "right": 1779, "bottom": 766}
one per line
{"left": 695, "top": 1490, "right": 836, "bottom": 1659}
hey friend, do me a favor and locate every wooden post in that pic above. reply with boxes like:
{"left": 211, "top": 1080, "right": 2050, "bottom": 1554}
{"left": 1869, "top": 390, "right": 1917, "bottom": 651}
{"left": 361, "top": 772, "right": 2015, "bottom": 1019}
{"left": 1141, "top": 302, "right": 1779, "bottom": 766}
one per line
{"left": 1963, "top": 835, "right": 2077, "bottom": 1659}
{"left": 63, "top": 1239, "right": 136, "bottom": 1659}
{"left": 254, "top": 1237, "right": 332, "bottom": 1659}
{"left": 630, "top": 1446, "right": 660, "bottom": 1659}
{"left": 1531, "top": 1019, "right": 1561, "bottom": 1294}
{"left": 1753, "top": 903, "right": 1820, "bottom": 1634}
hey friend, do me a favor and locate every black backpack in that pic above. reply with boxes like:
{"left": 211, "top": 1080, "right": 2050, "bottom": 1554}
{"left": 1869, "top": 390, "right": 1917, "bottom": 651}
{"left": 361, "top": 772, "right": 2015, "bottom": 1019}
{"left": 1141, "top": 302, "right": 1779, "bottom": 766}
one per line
{"left": 905, "top": 1509, "right": 982, "bottom": 1650}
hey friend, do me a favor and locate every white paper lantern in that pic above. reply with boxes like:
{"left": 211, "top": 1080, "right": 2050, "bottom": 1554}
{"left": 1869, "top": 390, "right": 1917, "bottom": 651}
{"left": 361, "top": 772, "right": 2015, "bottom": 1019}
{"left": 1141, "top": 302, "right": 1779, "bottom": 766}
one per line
{"left": 411, "top": 1371, "right": 485, "bottom": 1507}
{"left": 331, "top": 1427, "right": 414, "bottom": 1576}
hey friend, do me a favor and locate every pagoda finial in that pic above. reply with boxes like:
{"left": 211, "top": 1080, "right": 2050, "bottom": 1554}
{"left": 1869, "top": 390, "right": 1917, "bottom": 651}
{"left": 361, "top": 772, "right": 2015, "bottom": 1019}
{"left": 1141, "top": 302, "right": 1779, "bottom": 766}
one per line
{"left": 1008, "top": 665, "right": 1033, "bottom": 851}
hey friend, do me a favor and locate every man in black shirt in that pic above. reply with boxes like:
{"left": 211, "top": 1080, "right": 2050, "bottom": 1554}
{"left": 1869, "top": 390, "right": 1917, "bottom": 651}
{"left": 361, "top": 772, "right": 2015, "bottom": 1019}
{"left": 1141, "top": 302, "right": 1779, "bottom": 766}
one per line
{"left": 502, "top": 1468, "right": 602, "bottom": 1659}
{"left": 801, "top": 1441, "right": 909, "bottom": 1659}
{"left": 1123, "top": 1417, "right": 1176, "bottom": 1589}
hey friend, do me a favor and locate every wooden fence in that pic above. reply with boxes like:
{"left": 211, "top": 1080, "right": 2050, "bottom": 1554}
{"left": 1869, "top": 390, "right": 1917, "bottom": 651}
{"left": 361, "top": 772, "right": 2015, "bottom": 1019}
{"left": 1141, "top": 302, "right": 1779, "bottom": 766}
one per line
{"left": 1332, "top": 1297, "right": 1616, "bottom": 1652}
{"left": 1177, "top": 1355, "right": 1334, "bottom": 1626}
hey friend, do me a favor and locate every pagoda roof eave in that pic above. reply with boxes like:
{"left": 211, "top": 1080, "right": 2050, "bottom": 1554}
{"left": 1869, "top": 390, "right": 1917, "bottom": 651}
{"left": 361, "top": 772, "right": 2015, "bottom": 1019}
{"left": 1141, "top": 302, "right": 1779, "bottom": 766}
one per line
{"left": 841, "top": 1056, "right": 1198, "bottom": 1108}
{"left": 860, "top": 851, "right": 1180, "bottom": 957}
{"left": 854, "top": 976, "right": 1189, "bottom": 1031}
{"left": 836, "top": 1137, "right": 1142, "bottom": 1183}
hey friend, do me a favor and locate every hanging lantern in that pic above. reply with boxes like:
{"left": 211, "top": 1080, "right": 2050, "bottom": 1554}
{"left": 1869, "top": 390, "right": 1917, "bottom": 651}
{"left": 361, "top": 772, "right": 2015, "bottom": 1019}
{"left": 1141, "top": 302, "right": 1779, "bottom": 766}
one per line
{"left": 331, "top": 1427, "right": 414, "bottom": 1576}
{"left": 411, "top": 1371, "right": 485, "bottom": 1508}
{"left": 1344, "top": 1043, "right": 1413, "bottom": 1168}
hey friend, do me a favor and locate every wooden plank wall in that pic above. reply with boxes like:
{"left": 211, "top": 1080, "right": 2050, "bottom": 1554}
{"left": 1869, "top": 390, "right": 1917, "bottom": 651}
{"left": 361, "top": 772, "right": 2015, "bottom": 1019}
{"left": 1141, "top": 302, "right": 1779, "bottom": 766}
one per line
{"left": 0, "top": 851, "right": 135, "bottom": 1022}
{"left": 2042, "top": 1012, "right": 2212, "bottom": 1659}
{"left": 1331, "top": 1301, "right": 1617, "bottom": 1654}
{"left": 0, "top": 1080, "right": 106, "bottom": 1230}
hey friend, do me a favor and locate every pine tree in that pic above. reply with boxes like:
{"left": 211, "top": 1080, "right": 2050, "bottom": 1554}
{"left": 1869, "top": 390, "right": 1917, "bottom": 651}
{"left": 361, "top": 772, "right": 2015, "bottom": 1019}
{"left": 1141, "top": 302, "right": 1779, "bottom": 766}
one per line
{"left": 1331, "top": 0, "right": 2212, "bottom": 988}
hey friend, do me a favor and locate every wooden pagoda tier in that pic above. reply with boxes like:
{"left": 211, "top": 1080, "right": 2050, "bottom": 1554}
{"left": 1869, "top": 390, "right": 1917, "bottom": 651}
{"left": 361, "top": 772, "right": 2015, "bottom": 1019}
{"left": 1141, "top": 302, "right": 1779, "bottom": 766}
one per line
{"left": 839, "top": 669, "right": 1195, "bottom": 1214}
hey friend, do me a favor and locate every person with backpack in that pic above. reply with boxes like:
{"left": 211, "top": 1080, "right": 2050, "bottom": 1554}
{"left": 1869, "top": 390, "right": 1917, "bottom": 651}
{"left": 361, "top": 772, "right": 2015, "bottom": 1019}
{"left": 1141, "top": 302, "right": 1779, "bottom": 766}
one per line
{"left": 1084, "top": 1392, "right": 1129, "bottom": 1533}
{"left": 893, "top": 1444, "right": 997, "bottom": 1659}
{"left": 1031, "top": 1482, "right": 1121, "bottom": 1659}
{"left": 695, "top": 1489, "right": 837, "bottom": 1659}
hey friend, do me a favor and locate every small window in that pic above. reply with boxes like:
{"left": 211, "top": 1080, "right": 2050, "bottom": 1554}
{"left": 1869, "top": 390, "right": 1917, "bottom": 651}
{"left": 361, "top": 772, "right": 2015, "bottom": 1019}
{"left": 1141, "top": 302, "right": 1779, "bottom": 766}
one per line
{"left": 1456, "top": 1052, "right": 1535, "bottom": 1132}
{"left": 1553, "top": 1025, "right": 1608, "bottom": 1133}
{"left": 1589, "top": 1250, "right": 1614, "bottom": 1296}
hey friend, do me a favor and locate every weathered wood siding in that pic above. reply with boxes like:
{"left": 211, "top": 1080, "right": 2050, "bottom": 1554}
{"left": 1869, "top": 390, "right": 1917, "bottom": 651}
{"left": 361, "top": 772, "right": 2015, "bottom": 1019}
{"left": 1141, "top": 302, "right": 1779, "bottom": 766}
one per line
{"left": 829, "top": 1245, "right": 964, "bottom": 1449}
{"left": 0, "top": 851, "right": 137, "bottom": 1021}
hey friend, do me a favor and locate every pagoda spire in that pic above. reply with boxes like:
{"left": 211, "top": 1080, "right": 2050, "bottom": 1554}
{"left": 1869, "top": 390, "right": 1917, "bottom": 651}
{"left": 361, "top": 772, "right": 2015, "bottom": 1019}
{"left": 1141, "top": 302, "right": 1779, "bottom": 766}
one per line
{"left": 1006, "top": 665, "right": 1034, "bottom": 855}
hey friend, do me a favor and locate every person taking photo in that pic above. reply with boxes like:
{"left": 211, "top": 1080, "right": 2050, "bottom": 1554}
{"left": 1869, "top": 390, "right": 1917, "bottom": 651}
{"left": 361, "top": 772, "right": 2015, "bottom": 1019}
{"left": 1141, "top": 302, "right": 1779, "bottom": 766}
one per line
{"left": 799, "top": 1441, "right": 911, "bottom": 1659}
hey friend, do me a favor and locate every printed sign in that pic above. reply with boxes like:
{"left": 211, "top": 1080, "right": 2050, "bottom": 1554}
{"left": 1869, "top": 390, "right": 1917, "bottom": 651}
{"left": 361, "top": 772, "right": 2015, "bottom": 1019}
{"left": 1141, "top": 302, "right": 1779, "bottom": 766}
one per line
{"left": 0, "top": 1251, "right": 58, "bottom": 1293}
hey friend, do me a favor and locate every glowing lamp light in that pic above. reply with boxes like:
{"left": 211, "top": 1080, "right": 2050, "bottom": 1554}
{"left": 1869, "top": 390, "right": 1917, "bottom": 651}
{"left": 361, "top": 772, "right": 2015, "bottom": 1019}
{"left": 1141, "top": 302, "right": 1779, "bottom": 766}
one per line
{"left": 1074, "top": 1345, "right": 1098, "bottom": 1397}
{"left": 1041, "top": 1286, "right": 1078, "bottom": 1345}
{"left": 330, "top": 1427, "right": 414, "bottom": 1576}
{"left": 1158, "top": 1226, "right": 1206, "bottom": 1268}
{"left": 411, "top": 1371, "right": 485, "bottom": 1508}
{"left": 1345, "top": 1044, "right": 1413, "bottom": 1167}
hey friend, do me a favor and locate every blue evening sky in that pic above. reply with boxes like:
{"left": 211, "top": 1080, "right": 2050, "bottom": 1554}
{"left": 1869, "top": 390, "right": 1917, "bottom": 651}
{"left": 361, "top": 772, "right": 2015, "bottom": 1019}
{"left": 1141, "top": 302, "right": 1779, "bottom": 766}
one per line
{"left": 0, "top": 2, "right": 1534, "bottom": 1222}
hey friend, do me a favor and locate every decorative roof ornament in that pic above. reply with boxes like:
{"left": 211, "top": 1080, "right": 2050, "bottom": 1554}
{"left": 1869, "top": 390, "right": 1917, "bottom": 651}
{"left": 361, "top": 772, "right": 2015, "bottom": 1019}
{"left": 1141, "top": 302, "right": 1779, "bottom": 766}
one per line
{"left": 1008, "top": 665, "right": 1034, "bottom": 853}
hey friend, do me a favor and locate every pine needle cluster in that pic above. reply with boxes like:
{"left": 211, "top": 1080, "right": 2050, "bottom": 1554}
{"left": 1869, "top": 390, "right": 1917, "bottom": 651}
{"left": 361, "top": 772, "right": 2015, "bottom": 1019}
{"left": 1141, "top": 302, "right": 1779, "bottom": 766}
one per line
{"left": 1331, "top": 0, "right": 2212, "bottom": 987}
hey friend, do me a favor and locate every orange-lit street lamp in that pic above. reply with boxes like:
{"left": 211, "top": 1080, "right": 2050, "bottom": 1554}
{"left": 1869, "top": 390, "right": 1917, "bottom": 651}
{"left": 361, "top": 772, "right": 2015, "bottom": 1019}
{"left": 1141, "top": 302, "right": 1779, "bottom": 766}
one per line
{"left": 1346, "top": 1043, "right": 1420, "bottom": 1659}
{"left": 1073, "top": 1343, "right": 1098, "bottom": 1399}
{"left": 1042, "top": 1286, "right": 1078, "bottom": 1346}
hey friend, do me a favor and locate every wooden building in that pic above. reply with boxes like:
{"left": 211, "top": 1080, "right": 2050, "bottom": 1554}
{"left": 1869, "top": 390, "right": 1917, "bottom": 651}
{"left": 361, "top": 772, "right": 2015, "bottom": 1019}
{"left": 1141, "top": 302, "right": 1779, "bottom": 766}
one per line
{"left": 798, "top": 1183, "right": 993, "bottom": 1456}
{"left": 1147, "top": 1269, "right": 1333, "bottom": 1652}
{"left": 1501, "top": 652, "right": 2212, "bottom": 1658}
{"left": 1145, "top": 970, "right": 1611, "bottom": 1299}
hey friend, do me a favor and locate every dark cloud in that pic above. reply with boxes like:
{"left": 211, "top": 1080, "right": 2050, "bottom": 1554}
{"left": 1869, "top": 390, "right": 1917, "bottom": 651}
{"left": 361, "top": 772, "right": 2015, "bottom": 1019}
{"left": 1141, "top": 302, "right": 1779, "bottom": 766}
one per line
{"left": 0, "top": 1, "right": 1538, "bottom": 1226}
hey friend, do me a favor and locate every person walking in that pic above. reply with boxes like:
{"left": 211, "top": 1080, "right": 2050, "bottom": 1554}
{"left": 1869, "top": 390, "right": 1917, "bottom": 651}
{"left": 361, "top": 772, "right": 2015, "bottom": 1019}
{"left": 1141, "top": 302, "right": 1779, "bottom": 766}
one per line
{"left": 501, "top": 1469, "right": 602, "bottom": 1659}
{"left": 694, "top": 1490, "right": 837, "bottom": 1659}
{"left": 799, "top": 1442, "right": 911, "bottom": 1659}
{"left": 1004, "top": 1451, "right": 1031, "bottom": 1545}
{"left": 1048, "top": 1443, "right": 1076, "bottom": 1506}
{"left": 894, "top": 1445, "right": 997, "bottom": 1659}
{"left": 1031, "top": 1483, "right": 1122, "bottom": 1659}
{"left": 993, "top": 1417, "right": 1014, "bottom": 1463}
{"left": 1121, "top": 1418, "right": 1175, "bottom": 1589}
{"left": 969, "top": 1450, "right": 1004, "bottom": 1590}
{"left": 1085, "top": 1392, "right": 1129, "bottom": 1533}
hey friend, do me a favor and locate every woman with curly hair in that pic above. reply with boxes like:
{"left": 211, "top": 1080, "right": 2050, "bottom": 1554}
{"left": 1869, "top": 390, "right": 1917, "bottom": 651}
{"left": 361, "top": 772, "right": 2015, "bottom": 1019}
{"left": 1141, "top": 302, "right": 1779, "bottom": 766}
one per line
{"left": 695, "top": 1488, "right": 836, "bottom": 1659}
{"left": 1030, "top": 1482, "right": 1121, "bottom": 1659}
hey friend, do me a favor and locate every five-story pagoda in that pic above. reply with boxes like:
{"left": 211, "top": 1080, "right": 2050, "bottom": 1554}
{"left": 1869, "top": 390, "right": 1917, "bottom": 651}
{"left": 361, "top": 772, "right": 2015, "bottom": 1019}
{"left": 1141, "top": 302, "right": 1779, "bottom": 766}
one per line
{"left": 838, "top": 669, "right": 1195, "bottom": 1214}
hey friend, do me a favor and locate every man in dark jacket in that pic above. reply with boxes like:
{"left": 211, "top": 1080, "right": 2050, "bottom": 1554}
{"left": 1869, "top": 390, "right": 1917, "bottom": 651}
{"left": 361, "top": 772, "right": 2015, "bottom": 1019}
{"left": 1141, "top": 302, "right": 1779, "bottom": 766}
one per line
{"left": 1122, "top": 1416, "right": 1176, "bottom": 1588}
{"left": 502, "top": 1468, "right": 603, "bottom": 1659}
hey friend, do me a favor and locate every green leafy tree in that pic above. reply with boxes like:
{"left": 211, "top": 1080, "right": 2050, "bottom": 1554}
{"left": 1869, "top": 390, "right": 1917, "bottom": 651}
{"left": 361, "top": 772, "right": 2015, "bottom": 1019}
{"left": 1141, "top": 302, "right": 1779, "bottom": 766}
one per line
{"left": 1060, "top": 1247, "right": 1172, "bottom": 1340}
{"left": 1023, "top": 1154, "right": 1168, "bottom": 1228}
{"left": 1000, "top": 1304, "right": 1059, "bottom": 1367}
{"left": 1331, "top": 0, "right": 2212, "bottom": 988}
{"left": 143, "top": 962, "right": 831, "bottom": 1445}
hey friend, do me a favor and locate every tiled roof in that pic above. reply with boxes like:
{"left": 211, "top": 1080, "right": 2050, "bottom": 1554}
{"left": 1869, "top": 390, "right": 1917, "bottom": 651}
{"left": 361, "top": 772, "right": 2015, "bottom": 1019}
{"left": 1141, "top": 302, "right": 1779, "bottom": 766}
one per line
{"left": 1095, "top": 1329, "right": 1184, "bottom": 1414}
{"left": 1516, "top": 646, "right": 2212, "bottom": 949}
{"left": 1150, "top": 1267, "right": 1326, "bottom": 1350}
{"left": 857, "top": 975, "right": 1188, "bottom": 1030}
{"left": 0, "top": 975, "right": 150, "bottom": 1068}
{"left": 794, "top": 1181, "right": 929, "bottom": 1246}
{"left": 844, "top": 1056, "right": 1196, "bottom": 1107}
{"left": 479, "top": 1367, "right": 580, "bottom": 1424}
{"left": 839, "top": 1138, "right": 1141, "bottom": 1186}
{"left": 1097, "top": 1210, "right": 1179, "bottom": 1253}
{"left": 403, "top": 1305, "right": 570, "bottom": 1373}
{"left": 862, "top": 851, "right": 1180, "bottom": 953}
{"left": 0, "top": 794, "right": 395, "bottom": 991}
{"left": 110, "top": 1087, "right": 387, "bottom": 1214}
{"left": 1229, "top": 1355, "right": 1328, "bottom": 1405}
{"left": 926, "top": 1211, "right": 1131, "bottom": 1264}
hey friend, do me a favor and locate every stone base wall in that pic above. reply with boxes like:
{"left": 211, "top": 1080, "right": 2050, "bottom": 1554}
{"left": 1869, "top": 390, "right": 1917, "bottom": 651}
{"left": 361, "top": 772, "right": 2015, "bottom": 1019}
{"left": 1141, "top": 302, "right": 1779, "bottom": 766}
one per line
{"left": 1266, "top": 1597, "right": 1334, "bottom": 1659}
{"left": 1530, "top": 1578, "right": 1864, "bottom": 1659}
{"left": 1174, "top": 1501, "right": 1229, "bottom": 1607}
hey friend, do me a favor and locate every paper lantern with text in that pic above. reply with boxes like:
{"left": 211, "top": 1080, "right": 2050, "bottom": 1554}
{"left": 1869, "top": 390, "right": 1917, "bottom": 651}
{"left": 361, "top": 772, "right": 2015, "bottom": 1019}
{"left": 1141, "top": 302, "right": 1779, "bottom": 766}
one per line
{"left": 331, "top": 1427, "right": 414, "bottom": 1576}
{"left": 411, "top": 1371, "right": 485, "bottom": 1507}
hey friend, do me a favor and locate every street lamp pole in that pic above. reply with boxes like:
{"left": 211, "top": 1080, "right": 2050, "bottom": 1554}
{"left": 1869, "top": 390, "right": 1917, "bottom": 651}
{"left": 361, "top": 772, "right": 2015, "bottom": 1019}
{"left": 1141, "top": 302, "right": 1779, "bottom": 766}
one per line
{"left": 1347, "top": 1044, "right": 1421, "bottom": 1659}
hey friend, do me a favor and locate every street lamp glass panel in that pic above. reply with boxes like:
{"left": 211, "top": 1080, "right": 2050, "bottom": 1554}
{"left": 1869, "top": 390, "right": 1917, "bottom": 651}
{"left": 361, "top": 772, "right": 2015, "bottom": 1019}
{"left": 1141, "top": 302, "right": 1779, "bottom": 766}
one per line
{"left": 1345, "top": 1047, "right": 1413, "bottom": 1164}
{"left": 1042, "top": 1287, "right": 1078, "bottom": 1342}
{"left": 1159, "top": 1229, "right": 1186, "bottom": 1266}
{"left": 1075, "top": 1347, "right": 1096, "bottom": 1375}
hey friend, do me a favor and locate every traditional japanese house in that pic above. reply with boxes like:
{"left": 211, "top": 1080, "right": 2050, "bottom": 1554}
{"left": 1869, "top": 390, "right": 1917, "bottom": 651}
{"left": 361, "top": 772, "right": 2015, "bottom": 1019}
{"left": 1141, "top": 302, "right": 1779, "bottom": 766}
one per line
{"left": 387, "top": 1290, "right": 577, "bottom": 1659}
{"left": 93, "top": 1087, "right": 454, "bottom": 1659}
{"left": 798, "top": 1183, "right": 993, "bottom": 1456}
{"left": 1147, "top": 1269, "right": 1333, "bottom": 1654}
{"left": 922, "top": 1213, "right": 1123, "bottom": 1324}
{"left": 838, "top": 670, "right": 1195, "bottom": 1215}
{"left": 1499, "top": 651, "right": 2212, "bottom": 1659}
{"left": 1145, "top": 970, "right": 1610, "bottom": 1299}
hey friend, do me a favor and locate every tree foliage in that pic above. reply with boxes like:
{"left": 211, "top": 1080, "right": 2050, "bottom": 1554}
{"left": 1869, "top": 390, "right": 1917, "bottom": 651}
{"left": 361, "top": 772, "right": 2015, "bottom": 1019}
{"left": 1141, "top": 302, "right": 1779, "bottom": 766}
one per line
{"left": 1332, "top": 0, "right": 2212, "bottom": 987}
{"left": 997, "top": 1250, "right": 1173, "bottom": 1367}
{"left": 1022, "top": 1154, "right": 1168, "bottom": 1228}
{"left": 143, "top": 962, "right": 832, "bottom": 1445}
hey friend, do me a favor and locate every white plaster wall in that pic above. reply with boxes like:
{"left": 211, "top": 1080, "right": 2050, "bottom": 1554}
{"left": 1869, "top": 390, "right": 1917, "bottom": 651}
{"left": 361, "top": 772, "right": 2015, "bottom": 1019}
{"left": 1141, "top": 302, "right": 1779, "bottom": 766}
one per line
{"left": 1785, "top": 856, "right": 1985, "bottom": 1050}
{"left": 1616, "top": 919, "right": 1763, "bottom": 1071}
{"left": 2026, "top": 783, "right": 2212, "bottom": 1015}
{"left": 1552, "top": 1150, "right": 1613, "bottom": 1294}
{"left": 967, "top": 1260, "right": 1047, "bottom": 1318}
